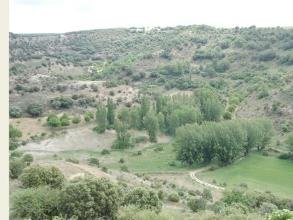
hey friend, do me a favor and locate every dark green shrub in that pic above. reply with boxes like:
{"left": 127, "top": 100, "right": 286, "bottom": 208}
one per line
{"left": 27, "top": 103, "right": 43, "bottom": 117}
{"left": 188, "top": 198, "right": 207, "bottom": 212}
{"left": 120, "top": 165, "right": 129, "bottom": 172}
{"left": 123, "top": 187, "right": 162, "bottom": 212}
{"left": 9, "top": 106, "right": 22, "bottom": 118}
{"left": 50, "top": 97, "right": 73, "bottom": 109}
{"left": 65, "top": 158, "right": 79, "bottom": 164}
{"left": 223, "top": 111, "right": 232, "bottom": 120}
{"left": 101, "top": 149, "right": 110, "bottom": 155}
{"left": 87, "top": 158, "right": 99, "bottom": 166}
{"left": 10, "top": 159, "right": 26, "bottom": 179}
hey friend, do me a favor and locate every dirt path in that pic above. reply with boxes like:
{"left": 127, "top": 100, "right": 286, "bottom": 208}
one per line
{"left": 189, "top": 167, "right": 224, "bottom": 190}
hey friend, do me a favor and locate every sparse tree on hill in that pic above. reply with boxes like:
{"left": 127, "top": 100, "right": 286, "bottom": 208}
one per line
{"left": 106, "top": 98, "right": 116, "bottom": 127}
{"left": 144, "top": 111, "right": 159, "bottom": 142}
{"left": 95, "top": 104, "right": 107, "bottom": 133}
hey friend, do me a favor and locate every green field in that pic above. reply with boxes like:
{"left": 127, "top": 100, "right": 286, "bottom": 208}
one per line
{"left": 200, "top": 154, "right": 293, "bottom": 198}
{"left": 58, "top": 143, "right": 198, "bottom": 173}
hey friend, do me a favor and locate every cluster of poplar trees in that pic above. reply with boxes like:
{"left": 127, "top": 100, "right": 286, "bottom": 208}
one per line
{"left": 95, "top": 89, "right": 225, "bottom": 149}
{"left": 175, "top": 119, "right": 273, "bottom": 165}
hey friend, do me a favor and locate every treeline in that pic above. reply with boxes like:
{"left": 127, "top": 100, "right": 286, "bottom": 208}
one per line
{"left": 176, "top": 119, "right": 273, "bottom": 165}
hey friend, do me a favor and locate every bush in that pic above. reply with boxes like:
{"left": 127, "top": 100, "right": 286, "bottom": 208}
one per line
{"left": 202, "top": 188, "right": 213, "bottom": 201}
{"left": 10, "top": 159, "right": 26, "bottom": 179}
{"left": 59, "top": 178, "right": 120, "bottom": 219}
{"left": 87, "top": 157, "right": 99, "bottom": 166}
{"left": 167, "top": 193, "right": 179, "bottom": 202}
{"left": 101, "top": 149, "right": 110, "bottom": 155}
{"left": 20, "top": 165, "right": 65, "bottom": 188}
{"left": 188, "top": 198, "right": 207, "bottom": 212}
{"left": 259, "top": 202, "right": 278, "bottom": 215}
{"left": 71, "top": 115, "right": 81, "bottom": 124}
{"left": 223, "top": 111, "right": 232, "bottom": 120}
{"left": 21, "top": 154, "right": 34, "bottom": 165}
{"left": 84, "top": 111, "right": 94, "bottom": 122}
{"left": 123, "top": 187, "right": 162, "bottom": 212}
{"left": 11, "top": 187, "right": 60, "bottom": 220}
{"left": 9, "top": 106, "right": 22, "bottom": 118}
{"left": 257, "top": 50, "right": 276, "bottom": 61}
{"left": 47, "top": 114, "right": 61, "bottom": 127}
{"left": 10, "top": 150, "right": 23, "bottom": 158}
{"left": 214, "top": 60, "right": 230, "bottom": 73}
{"left": 268, "top": 209, "right": 293, "bottom": 220}
{"left": 65, "top": 158, "right": 79, "bottom": 164}
{"left": 60, "top": 114, "right": 70, "bottom": 126}
{"left": 27, "top": 103, "right": 43, "bottom": 117}
{"left": 120, "top": 165, "right": 129, "bottom": 172}
{"left": 9, "top": 125, "right": 22, "bottom": 139}
{"left": 50, "top": 97, "right": 73, "bottom": 109}
{"left": 119, "top": 158, "right": 125, "bottom": 163}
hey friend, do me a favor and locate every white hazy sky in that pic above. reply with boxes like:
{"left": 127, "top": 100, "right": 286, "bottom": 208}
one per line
{"left": 10, "top": 0, "right": 293, "bottom": 33}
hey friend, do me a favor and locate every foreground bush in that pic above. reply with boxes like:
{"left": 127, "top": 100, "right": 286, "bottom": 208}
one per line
{"left": 59, "top": 178, "right": 121, "bottom": 219}
{"left": 267, "top": 209, "right": 293, "bottom": 220}
{"left": 12, "top": 187, "right": 60, "bottom": 220}
{"left": 20, "top": 165, "right": 65, "bottom": 188}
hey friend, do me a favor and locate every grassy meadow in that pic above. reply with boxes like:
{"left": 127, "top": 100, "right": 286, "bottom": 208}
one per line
{"left": 200, "top": 153, "right": 293, "bottom": 198}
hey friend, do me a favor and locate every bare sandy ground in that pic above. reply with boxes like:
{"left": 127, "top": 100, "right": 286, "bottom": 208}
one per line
{"left": 20, "top": 125, "right": 116, "bottom": 153}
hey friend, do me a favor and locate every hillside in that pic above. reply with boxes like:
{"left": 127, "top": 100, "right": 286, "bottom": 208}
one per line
{"left": 9, "top": 25, "right": 293, "bottom": 219}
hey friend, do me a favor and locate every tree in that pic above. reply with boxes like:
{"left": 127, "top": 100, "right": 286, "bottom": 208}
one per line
{"left": 12, "top": 187, "right": 60, "bottom": 220}
{"left": 59, "top": 178, "right": 120, "bottom": 219}
{"left": 95, "top": 104, "right": 107, "bottom": 133}
{"left": 144, "top": 111, "right": 159, "bottom": 142}
{"left": 129, "top": 106, "right": 141, "bottom": 129}
{"left": 20, "top": 165, "right": 65, "bottom": 189}
{"left": 139, "top": 96, "right": 150, "bottom": 129}
{"left": 112, "top": 120, "right": 133, "bottom": 149}
{"left": 106, "top": 98, "right": 116, "bottom": 126}
{"left": 197, "top": 89, "right": 223, "bottom": 121}
{"left": 27, "top": 103, "right": 43, "bottom": 117}
{"left": 123, "top": 187, "right": 162, "bottom": 213}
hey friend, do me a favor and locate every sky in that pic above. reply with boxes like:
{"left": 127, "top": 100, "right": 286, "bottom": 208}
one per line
{"left": 10, "top": 0, "right": 293, "bottom": 33}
